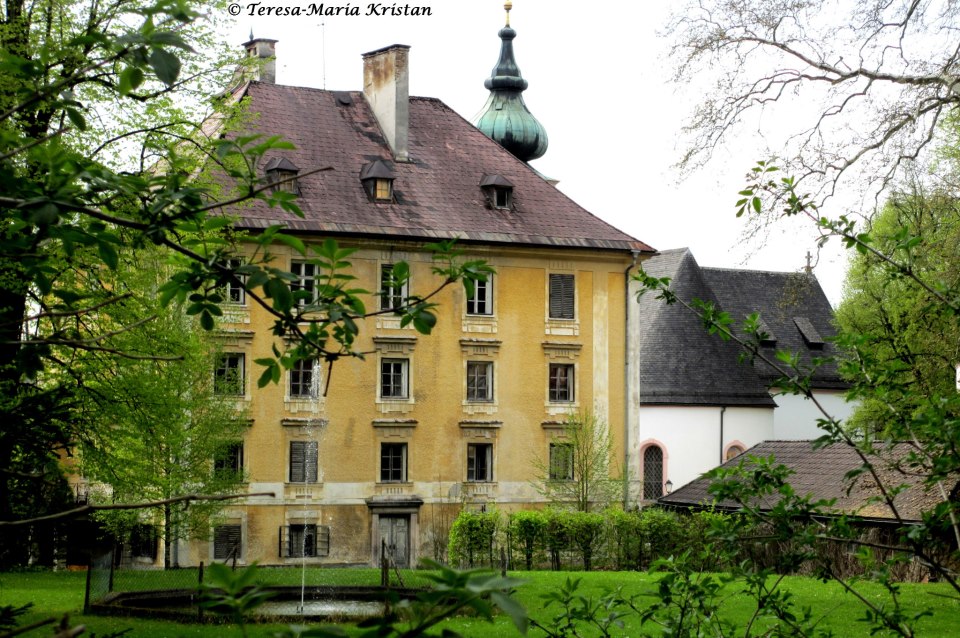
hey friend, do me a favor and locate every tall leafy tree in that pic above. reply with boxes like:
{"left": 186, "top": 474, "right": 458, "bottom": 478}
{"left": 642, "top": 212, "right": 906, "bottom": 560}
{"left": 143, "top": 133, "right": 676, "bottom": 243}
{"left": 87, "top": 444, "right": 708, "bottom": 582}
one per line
{"left": 836, "top": 186, "right": 960, "bottom": 435}
{"left": 532, "top": 411, "right": 619, "bottom": 512}
{"left": 74, "top": 249, "right": 249, "bottom": 568}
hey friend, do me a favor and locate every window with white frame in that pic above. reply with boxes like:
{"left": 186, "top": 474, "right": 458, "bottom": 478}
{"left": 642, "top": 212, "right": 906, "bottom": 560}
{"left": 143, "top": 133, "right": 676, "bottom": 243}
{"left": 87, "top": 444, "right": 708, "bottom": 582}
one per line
{"left": 214, "top": 442, "right": 244, "bottom": 479}
{"left": 213, "top": 524, "right": 241, "bottom": 561}
{"left": 380, "top": 263, "right": 409, "bottom": 311}
{"left": 380, "top": 358, "right": 409, "bottom": 399}
{"left": 280, "top": 524, "right": 330, "bottom": 558}
{"left": 467, "top": 443, "right": 493, "bottom": 482}
{"left": 466, "top": 277, "right": 493, "bottom": 315}
{"left": 219, "top": 258, "right": 245, "bottom": 304}
{"left": 289, "top": 440, "right": 319, "bottom": 483}
{"left": 466, "top": 361, "right": 493, "bottom": 402}
{"left": 548, "top": 273, "right": 575, "bottom": 319}
{"left": 643, "top": 445, "right": 664, "bottom": 500}
{"left": 291, "top": 260, "right": 317, "bottom": 305}
{"left": 549, "top": 442, "right": 574, "bottom": 481}
{"left": 214, "top": 353, "right": 245, "bottom": 396}
{"left": 289, "top": 358, "right": 317, "bottom": 399}
{"left": 380, "top": 442, "right": 407, "bottom": 482}
{"left": 548, "top": 363, "right": 575, "bottom": 402}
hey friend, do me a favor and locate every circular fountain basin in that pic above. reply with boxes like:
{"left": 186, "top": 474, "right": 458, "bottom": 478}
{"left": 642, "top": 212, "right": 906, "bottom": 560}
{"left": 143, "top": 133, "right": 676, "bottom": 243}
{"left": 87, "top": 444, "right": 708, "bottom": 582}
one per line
{"left": 92, "top": 585, "right": 421, "bottom": 622}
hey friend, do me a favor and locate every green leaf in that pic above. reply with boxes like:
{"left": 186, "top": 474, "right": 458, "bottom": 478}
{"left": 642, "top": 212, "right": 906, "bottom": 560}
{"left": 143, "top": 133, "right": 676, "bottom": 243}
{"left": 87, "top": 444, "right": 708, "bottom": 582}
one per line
{"left": 148, "top": 48, "right": 181, "bottom": 86}
{"left": 64, "top": 107, "right": 86, "bottom": 131}
{"left": 29, "top": 203, "right": 59, "bottom": 226}
{"left": 98, "top": 240, "right": 119, "bottom": 270}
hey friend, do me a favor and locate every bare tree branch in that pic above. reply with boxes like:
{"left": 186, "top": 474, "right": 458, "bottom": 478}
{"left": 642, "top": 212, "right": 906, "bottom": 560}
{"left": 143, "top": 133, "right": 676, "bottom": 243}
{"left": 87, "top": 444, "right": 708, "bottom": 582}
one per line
{"left": 0, "top": 492, "right": 275, "bottom": 527}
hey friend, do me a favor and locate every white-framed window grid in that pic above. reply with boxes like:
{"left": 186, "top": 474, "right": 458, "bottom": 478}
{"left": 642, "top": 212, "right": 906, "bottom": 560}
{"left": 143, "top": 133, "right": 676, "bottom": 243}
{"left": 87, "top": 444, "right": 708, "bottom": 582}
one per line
{"left": 548, "top": 363, "right": 575, "bottom": 403}
{"left": 466, "top": 361, "right": 494, "bottom": 402}
{"left": 289, "top": 358, "right": 318, "bottom": 399}
{"left": 380, "top": 263, "right": 410, "bottom": 311}
{"left": 291, "top": 260, "right": 318, "bottom": 306}
{"left": 380, "top": 442, "right": 408, "bottom": 483}
{"left": 214, "top": 353, "right": 245, "bottom": 396}
{"left": 466, "top": 276, "right": 493, "bottom": 316}
{"left": 380, "top": 358, "right": 409, "bottom": 400}
{"left": 467, "top": 443, "right": 493, "bottom": 482}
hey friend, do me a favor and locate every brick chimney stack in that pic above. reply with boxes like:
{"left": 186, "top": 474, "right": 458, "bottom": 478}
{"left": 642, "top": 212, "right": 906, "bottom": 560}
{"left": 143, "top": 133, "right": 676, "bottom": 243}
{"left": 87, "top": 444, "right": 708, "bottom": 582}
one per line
{"left": 362, "top": 45, "right": 410, "bottom": 161}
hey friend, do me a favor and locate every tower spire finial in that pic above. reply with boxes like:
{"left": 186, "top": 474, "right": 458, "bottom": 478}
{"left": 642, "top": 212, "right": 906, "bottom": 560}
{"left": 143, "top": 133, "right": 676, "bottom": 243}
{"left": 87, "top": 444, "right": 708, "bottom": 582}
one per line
{"left": 474, "top": 0, "right": 548, "bottom": 162}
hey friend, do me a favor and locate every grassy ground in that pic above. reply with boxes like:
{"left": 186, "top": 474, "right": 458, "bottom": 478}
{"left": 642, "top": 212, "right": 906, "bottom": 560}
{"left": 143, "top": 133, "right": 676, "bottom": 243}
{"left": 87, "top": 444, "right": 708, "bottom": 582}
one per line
{"left": 2, "top": 568, "right": 959, "bottom": 637}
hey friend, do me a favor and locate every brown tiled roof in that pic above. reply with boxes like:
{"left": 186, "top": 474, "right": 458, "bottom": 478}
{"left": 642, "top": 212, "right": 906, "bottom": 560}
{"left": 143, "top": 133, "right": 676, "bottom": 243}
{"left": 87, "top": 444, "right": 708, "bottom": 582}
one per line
{"left": 227, "top": 82, "right": 653, "bottom": 252}
{"left": 659, "top": 440, "right": 938, "bottom": 523}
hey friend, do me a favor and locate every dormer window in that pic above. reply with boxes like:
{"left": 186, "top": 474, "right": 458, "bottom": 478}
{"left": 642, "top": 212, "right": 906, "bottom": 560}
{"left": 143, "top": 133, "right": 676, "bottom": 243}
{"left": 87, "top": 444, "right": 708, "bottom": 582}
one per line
{"left": 264, "top": 157, "right": 300, "bottom": 194}
{"left": 480, "top": 174, "right": 514, "bottom": 209}
{"left": 360, "top": 160, "right": 396, "bottom": 202}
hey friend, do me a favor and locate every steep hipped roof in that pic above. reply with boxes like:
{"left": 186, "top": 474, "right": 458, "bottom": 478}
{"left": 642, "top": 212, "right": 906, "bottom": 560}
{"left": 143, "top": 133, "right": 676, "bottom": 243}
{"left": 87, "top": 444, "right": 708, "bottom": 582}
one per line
{"left": 701, "top": 267, "right": 846, "bottom": 388}
{"left": 637, "top": 249, "right": 776, "bottom": 406}
{"left": 226, "top": 82, "right": 652, "bottom": 253}
{"left": 659, "top": 440, "right": 935, "bottom": 524}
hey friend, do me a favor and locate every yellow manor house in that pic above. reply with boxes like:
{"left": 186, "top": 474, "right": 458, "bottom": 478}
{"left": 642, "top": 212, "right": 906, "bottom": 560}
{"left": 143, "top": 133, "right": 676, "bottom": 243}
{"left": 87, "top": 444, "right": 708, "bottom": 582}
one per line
{"left": 186, "top": 20, "right": 655, "bottom": 568}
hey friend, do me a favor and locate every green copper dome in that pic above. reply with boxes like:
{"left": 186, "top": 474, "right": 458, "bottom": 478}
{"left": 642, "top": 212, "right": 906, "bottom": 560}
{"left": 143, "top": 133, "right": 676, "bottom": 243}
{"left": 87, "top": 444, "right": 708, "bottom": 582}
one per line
{"left": 474, "top": 13, "right": 548, "bottom": 162}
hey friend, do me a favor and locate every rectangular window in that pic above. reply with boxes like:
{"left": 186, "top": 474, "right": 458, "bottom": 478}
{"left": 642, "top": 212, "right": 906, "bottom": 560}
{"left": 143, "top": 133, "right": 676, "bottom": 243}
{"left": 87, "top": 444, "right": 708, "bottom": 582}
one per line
{"left": 549, "top": 364, "right": 575, "bottom": 402}
{"left": 214, "top": 442, "right": 244, "bottom": 478}
{"left": 289, "top": 359, "right": 317, "bottom": 399}
{"left": 549, "top": 443, "right": 574, "bottom": 481}
{"left": 380, "top": 264, "right": 409, "bottom": 311}
{"left": 466, "top": 361, "right": 493, "bottom": 402}
{"left": 375, "top": 178, "right": 392, "bottom": 201}
{"left": 548, "top": 273, "right": 575, "bottom": 319}
{"left": 289, "top": 441, "right": 319, "bottom": 483}
{"left": 214, "top": 353, "right": 245, "bottom": 396}
{"left": 380, "top": 358, "right": 409, "bottom": 399}
{"left": 380, "top": 443, "right": 407, "bottom": 482}
{"left": 466, "top": 277, "right": 493, "bottom": 315}
{"left": 291, "top": 261, "right": 317, "bottom": 305}
{"left": 280, "top": 524, "right": 330, "bottom": 558}
{"left": 219, "top": 258, "right": 245, "bottom": 304}
{"left": 467, "top": 443, "right": 493, "bottom": 482}
{"left": 213, "top": 524, "right": 241, "bottom": 561}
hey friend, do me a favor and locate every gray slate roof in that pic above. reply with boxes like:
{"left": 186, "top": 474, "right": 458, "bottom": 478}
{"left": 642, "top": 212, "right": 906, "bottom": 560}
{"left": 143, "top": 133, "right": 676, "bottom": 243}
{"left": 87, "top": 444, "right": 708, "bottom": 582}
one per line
{"left": 636, "top": 249, "right": 845, "bottom": 406}
{"left": 637, "top": 249, "right": 776, "bottom": 406}
{"left": 658, "top": 440, "right": 935, "bottom": 523}
{"left": 225, "top": 82, "right": 653, "bottom": 253}
{"left": 701, "top": 267, "right": 846, "bottom": 388}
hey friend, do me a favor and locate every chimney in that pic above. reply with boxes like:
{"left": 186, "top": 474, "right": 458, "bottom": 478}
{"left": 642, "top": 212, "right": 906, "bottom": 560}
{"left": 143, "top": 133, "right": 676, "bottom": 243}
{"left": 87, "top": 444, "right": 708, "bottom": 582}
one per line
{"left": 243, "top": 36, "right": 278, "bottom": 84}
{"left": 362, "top": 45, "right": 410, "bottom": 161}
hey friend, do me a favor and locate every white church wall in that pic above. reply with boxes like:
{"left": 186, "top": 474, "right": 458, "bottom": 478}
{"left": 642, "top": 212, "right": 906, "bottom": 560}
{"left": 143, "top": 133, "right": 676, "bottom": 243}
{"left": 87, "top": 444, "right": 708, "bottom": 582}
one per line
{"left": 635, "top": 405, "right": 774, "bottom": 495}
{"left": 771, "top": 390, "right": 854, "bottom": 440}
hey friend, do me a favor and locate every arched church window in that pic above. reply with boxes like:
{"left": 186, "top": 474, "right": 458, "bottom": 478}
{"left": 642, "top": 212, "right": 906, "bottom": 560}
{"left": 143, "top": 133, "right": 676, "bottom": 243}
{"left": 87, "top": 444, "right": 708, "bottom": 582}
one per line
{"left": 643, "top": 445, "right": 664, "bottom": 500}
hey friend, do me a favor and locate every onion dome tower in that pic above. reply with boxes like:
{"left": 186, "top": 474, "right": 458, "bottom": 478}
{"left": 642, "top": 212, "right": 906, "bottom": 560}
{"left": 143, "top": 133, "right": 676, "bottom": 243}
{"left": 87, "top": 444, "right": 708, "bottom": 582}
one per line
{"left": 474, "top": 1, "right": 548, "bottom": 162}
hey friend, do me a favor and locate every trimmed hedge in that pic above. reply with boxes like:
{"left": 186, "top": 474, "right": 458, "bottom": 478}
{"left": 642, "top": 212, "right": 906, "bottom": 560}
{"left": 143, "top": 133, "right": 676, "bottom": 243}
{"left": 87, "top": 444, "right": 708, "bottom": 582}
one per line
{"left": 449, "top": 506, "right": 695, "bottom": 571}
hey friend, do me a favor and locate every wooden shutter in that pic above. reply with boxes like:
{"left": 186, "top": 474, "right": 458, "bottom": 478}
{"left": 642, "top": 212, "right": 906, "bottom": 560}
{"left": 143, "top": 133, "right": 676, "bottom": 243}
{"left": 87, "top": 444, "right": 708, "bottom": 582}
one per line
{"left": 214, "top": 524, "right": 241, "bottom": 560}
{"left": 290, "top": 441, "right": 318, "bottom": 483}
{"left": 549, "top": 274, "right": 575, "bottom": 319}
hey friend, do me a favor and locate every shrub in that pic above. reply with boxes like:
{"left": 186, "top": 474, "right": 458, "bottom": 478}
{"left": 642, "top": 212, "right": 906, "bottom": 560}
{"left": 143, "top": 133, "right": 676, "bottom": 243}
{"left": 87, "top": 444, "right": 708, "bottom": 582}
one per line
{"left": 448, "top": 508, "right": 500, "bottom": 568}
{"left": 543, "top": 509, "right": 573, "bottom": 571}
{"left": 508, "top": 510, "right": 547, "bottom": 571}
{"left": 606, "top": 507, "right": 643, "bottom": 570}
{"left": 567, "top": 511, "right": 606, "bottom": 571}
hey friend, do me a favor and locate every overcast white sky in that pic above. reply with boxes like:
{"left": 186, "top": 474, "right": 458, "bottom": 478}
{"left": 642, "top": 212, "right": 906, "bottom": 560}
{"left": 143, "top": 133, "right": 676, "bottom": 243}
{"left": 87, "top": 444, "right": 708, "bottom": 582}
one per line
{"left": 225, "top": 0, "right": 851, "bottom": 304}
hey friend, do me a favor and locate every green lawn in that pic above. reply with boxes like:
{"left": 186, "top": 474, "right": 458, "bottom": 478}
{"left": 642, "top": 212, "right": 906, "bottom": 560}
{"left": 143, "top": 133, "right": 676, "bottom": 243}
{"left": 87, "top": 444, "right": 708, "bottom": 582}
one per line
{"left": 2, "top": 568, "right": 959, "bottom": 637}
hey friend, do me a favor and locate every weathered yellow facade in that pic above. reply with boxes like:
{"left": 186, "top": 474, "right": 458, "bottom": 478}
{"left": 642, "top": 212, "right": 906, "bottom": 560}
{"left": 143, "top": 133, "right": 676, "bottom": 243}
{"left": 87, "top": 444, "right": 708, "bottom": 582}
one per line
{"left": 187, "top": 241, "right": 635, "bottom": 567}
